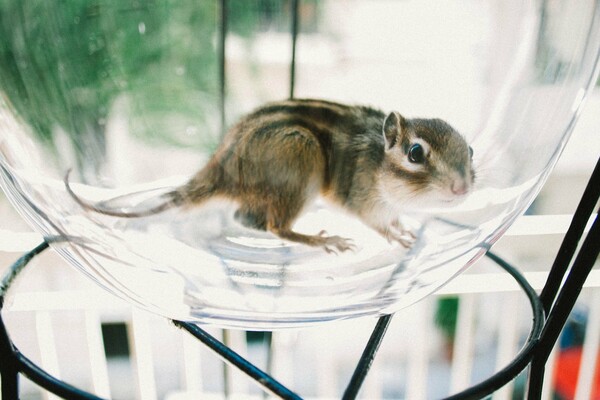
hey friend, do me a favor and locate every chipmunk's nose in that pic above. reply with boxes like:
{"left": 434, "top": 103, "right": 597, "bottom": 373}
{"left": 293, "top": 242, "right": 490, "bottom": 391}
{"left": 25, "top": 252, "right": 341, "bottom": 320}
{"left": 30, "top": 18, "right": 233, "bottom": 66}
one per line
{"left": 451, "top": 179, "right": 469, "bottom": 196}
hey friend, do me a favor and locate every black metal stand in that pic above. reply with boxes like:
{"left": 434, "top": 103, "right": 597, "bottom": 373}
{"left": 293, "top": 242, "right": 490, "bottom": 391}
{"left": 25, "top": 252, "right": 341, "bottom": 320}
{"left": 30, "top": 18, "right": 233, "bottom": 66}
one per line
{"left": 0, "top": 158, "right": 597, "bottom": 400}
{"left": 0, "top": 244, "right": 542, "bottom": 400}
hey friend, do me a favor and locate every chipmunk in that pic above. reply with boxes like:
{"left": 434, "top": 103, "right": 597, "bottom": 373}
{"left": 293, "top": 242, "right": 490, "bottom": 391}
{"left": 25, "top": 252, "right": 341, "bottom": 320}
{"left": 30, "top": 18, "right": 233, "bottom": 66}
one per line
{"left": 65, "top": 99, "right": 475, "bottom": 253}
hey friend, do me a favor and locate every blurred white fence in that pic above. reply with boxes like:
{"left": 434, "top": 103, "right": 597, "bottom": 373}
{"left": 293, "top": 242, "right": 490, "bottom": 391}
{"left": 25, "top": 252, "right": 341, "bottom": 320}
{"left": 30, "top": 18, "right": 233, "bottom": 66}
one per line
{"left": 2, "top": 213, "right": 598, "bottom": 400}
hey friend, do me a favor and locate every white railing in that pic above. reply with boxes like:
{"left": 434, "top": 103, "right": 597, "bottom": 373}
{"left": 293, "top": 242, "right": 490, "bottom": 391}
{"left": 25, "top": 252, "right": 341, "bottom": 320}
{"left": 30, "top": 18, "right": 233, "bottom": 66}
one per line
{"left": 1, "top": 213, "right": 599, "bottom": 400}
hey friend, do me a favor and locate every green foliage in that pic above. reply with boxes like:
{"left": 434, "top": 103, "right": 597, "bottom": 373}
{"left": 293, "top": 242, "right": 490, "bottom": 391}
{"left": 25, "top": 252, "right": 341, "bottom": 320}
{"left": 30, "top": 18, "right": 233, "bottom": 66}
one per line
{"left": 0, "top": 1, "right": 111, "bottom": 144}
{"left": 0, "top": 1, "right": 246, "bottom": 158}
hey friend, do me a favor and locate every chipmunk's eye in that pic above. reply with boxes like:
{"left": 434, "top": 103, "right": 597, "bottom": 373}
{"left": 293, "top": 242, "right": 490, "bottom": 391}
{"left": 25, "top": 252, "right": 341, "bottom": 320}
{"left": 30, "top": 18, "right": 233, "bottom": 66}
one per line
{"left": 408, "top": 143, "right": 425, "bottom": 163}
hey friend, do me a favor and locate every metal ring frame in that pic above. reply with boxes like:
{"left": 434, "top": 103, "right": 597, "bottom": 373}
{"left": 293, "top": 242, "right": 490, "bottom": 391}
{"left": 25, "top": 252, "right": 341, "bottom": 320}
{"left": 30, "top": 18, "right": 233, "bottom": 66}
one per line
{"left": 0, "top": 0, "right": 599, "bottom": 397}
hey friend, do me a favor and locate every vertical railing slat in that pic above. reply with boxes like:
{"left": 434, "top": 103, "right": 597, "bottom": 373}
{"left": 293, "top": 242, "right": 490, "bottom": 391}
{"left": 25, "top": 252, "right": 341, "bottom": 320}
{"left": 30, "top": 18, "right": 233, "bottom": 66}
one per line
{"left": 130, "top": 309, "right": 157, "bottom": 400}
{"left": 222, "top": 329, "right": 250, "bottom": 396}
{"left": 405, "top": 300, "right": 431, "bottom": 400}
{"left": 493, "top": 293, "right": 520, "bottom": 400}
{"left": 450, "top": 293, "right": 477, "bottom": 394}
{"left": 269, "top": 331, "right": 295, "bottom": 387}
{"left": 181, "top": 330, "right": 204, "bottom": 392}
{"left": 84, "top": 310, "right": 111, "bottom": 398}
{"left": 35, "top": 311, "right": 61, "bottom": 400}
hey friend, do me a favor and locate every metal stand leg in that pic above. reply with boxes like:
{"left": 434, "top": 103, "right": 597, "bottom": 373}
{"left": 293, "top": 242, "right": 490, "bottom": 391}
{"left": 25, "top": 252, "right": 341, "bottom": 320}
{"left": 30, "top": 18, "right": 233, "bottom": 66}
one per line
{"left": 527, "top": 158, "right": 599, "bottom": 399}
{"left": 0, "top": 299, "right": 20, "bottom": 400}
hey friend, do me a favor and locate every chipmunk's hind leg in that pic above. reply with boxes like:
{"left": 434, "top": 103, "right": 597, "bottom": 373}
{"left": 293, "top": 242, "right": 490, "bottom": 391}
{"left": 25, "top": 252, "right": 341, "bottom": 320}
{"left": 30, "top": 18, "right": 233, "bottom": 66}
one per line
{"left": 234, "top": 205, "right": 267, "bottom": 231}
{"left": 265, "top": 193, "right": 355, "bottom": 254}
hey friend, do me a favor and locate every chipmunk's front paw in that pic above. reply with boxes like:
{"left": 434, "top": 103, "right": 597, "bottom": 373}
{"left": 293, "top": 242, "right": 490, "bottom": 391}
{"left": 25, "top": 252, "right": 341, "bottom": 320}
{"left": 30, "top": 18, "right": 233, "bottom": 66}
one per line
{"left": 377, "top": 222, "right": 416, "bottom": 248}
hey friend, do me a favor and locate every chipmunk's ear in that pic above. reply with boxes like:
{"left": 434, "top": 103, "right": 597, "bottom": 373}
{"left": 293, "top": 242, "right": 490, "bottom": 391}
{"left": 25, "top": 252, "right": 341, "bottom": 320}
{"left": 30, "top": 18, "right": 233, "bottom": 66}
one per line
{"left": 383, "top": 112, "right": 405, "bottom": 150}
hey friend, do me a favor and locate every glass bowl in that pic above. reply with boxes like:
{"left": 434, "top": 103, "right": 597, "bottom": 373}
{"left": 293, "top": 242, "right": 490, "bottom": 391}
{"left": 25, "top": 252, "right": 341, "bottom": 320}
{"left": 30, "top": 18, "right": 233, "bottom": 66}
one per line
{"left": 1, "top": 1, "right": 599, "bottom": 328}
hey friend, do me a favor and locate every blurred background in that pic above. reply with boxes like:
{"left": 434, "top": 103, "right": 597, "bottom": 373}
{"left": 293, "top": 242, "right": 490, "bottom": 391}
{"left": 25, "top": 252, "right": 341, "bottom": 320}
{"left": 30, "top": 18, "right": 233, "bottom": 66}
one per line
{"left": 0, "top": 0, "right": 598, "bottom": 399}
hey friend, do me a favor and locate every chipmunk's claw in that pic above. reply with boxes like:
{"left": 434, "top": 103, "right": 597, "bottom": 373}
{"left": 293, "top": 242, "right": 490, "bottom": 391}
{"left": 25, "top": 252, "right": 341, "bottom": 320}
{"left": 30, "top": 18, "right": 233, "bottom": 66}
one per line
{"left": 318, "top": 231, "right": 356, "bottom": 254}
